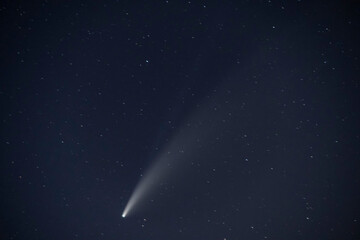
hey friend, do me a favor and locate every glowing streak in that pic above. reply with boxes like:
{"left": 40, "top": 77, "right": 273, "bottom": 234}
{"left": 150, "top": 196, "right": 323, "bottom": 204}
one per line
{"left": 122, "top": 79, "right": 244, "bottom": 218}
{"left": 122, "top": 152, "right": 172, "bottom": 218}
{"left": 122, "top": 117, "right": 213, "bottom": 217}
{"left": 122, "top": 97, "right": 219, "bottom": 218}
{"left": 122, "top": 121, "right": 206, "bottom": 217}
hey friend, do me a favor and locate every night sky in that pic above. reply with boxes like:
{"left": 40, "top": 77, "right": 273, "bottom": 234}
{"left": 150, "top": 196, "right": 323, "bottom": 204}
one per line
{"left": 1, "top": 1, "right": 360, "bottom": 239}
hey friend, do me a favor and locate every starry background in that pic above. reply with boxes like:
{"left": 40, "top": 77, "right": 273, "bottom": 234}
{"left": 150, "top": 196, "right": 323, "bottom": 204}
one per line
{"left": 1, "top": 1, "right": 360, "bottom": 239}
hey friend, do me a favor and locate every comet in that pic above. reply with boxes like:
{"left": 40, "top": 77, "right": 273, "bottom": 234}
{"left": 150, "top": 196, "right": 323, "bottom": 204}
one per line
{"left": 122, "top": 144, "right": 180, "bottom": 218}
{"left": 121, "top": 118, "right": 204, "bottom": 218}
{"left": 121, "top": 118, "right": 217, "bottom": 217}
{"left": 122, "top": 84, "right": 232, "bottom": 218}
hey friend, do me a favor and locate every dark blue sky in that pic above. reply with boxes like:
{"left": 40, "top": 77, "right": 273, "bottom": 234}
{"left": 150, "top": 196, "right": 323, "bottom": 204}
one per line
{"left": 1, "top": 1, "right": 360, "bottom": 239}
